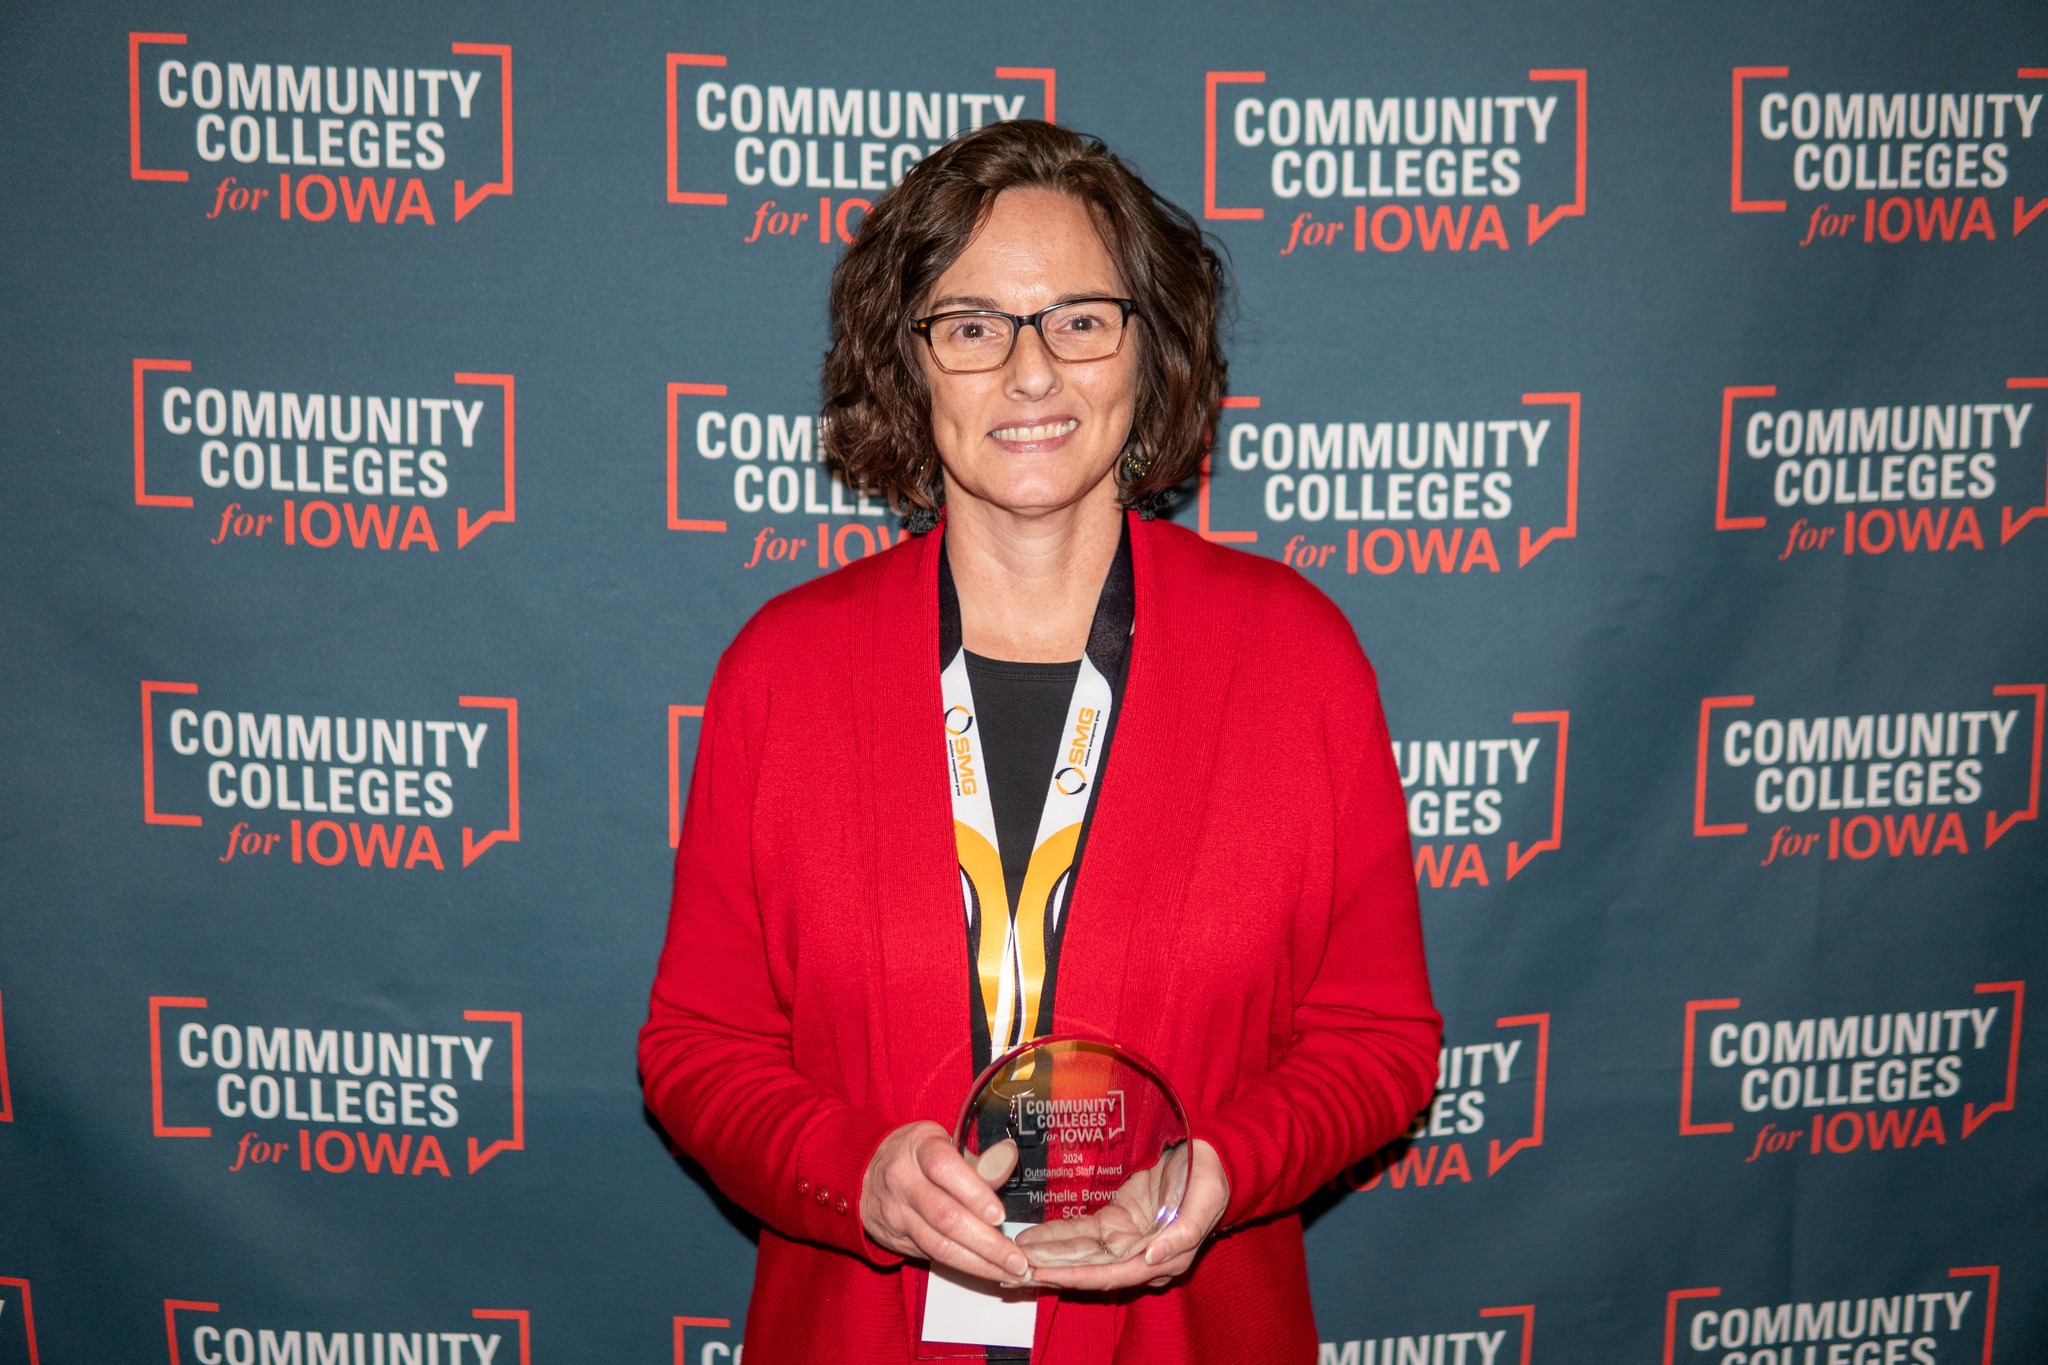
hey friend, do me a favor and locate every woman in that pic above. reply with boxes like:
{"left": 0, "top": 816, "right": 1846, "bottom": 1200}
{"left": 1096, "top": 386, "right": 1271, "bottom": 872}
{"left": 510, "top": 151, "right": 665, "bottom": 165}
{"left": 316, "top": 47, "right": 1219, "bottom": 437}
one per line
{"left": 640, "top": 120, "right": 1439, "bottom": 1364}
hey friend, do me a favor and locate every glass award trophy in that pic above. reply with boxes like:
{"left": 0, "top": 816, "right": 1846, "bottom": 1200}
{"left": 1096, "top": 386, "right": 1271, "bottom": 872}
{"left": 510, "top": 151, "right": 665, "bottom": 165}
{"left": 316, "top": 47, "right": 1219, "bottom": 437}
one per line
{"left": 959, "top": 1034, "right": 1192, "bottom": 1269}
{"left": 919, "top": 1035, "right": 1191, "bottom": 1354}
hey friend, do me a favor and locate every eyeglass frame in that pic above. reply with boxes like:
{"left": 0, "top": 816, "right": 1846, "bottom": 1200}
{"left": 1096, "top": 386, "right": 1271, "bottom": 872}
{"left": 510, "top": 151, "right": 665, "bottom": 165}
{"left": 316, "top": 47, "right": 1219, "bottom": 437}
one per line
{"left": 908, "top": 297, "right": 1139, "bottom": 374}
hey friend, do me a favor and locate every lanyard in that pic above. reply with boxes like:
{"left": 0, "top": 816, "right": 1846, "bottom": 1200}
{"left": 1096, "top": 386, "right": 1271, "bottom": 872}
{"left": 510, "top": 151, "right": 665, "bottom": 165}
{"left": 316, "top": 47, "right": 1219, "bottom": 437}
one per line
{"left": 939, "top": 528, "right": 1133, "bottom": 1060}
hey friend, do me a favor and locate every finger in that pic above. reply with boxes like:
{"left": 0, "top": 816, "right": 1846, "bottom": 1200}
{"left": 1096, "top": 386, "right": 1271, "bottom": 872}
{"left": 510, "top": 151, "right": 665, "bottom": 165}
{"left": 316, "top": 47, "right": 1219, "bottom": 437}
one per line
{"left": 916, "top": 1136, "right": 1008, "bottom": 1225}
{"left": 1027, "top": 1238, "right": 1167, "bottom": 1290}
{"left": 1013, "top": 1211, "right": 1104, "bottom": 1246}
{"left": 1176, "top": 1152, "right": 1230, "bottom": 1228}
{"left": 905, "top": 1180, "right": 1029, "bottom": 1278}
{"left": 1136, "top": 1145, "right": 1228, "bottom": 1267}
{"left": 1015, "top": 1220, "right": 1113, "bottom": 1268}
{"left": 908, "top": 1221, "right": 1031, "bottom": 1285}
{"left": 1140, "top": 1215, "right": 1209, "bottom": 1267}
{"left": 1030, "top": 1220, "right": 1200, "bottom": 1289}
{"left": 976, "top": 1138, "right": 1019, "bottom": 1187}
{"left": 1031, "top": 1254, "right": 1179, "bottom": 1293}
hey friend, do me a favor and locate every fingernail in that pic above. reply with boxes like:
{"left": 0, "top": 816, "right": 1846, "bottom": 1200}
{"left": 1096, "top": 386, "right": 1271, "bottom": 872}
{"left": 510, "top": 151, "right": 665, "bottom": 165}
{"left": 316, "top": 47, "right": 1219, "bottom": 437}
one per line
{"left": 986, "top": 1204, "right": 1004, "bottom": 1224}
{"left": 1008, "top": 1255, "right": 1028, "bottom": 1276}
{"left": 1143, "top": 1246, "right": 1158, "bottom": 1266}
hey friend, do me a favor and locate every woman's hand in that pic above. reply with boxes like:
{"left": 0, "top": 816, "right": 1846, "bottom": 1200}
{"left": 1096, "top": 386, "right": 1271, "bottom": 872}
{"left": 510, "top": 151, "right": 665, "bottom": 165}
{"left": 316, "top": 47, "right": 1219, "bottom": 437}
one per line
{"left": 861, "top": 1121, "right": 1030, "bottom": 1283}
{"left": 1023, "top": 1138, "right": 1230, "bottom": 1293}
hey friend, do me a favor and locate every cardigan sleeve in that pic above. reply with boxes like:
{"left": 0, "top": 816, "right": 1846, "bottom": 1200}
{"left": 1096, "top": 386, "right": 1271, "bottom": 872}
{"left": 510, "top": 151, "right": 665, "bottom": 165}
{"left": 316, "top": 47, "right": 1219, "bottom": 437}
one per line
{"left": 638, "top": 641, "right": 904, "bottom": 1266}
{"left": 1198, "top": 630, "right": 1442, "bottom": 1228}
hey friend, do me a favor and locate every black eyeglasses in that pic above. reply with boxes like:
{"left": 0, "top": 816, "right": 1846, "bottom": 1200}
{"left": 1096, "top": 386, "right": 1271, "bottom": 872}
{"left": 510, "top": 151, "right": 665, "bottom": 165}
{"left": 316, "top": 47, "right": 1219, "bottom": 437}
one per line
{"left": 910, "top": 298, "right": 1137, "bottom": 374}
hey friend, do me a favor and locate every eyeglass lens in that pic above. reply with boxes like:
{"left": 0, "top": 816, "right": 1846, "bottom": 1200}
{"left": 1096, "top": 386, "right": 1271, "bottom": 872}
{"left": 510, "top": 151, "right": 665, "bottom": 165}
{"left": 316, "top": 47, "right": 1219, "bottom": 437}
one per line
{"left": 928, "top": 301, "right": 1127, "bottom": 372}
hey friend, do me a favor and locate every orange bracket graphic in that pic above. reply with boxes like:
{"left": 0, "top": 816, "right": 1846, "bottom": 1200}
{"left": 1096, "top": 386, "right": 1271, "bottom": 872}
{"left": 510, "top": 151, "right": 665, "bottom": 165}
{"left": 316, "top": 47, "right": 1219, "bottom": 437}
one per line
{"left": 1986, "top": 683, "right": 2044, "bottom": 847}
{"left": 1715, "top": 386, "right": 1774, "bottom": 531}
{"left": 129, "top": 33, "right": 189, "bottom": 182}
{"left": 1730, "top": 67, "right": 1790, "bottom": 212}
{"left": 472, "top": 1309, "right": 532, "bottom": 1365}
{"left": 1479, "top": 1305, "right": 1535, "bottom": 1365}
{"left": 1506, "top": 712, "right": 1568, "bottom": 878}
{"left": 669, "top": 705, "right": 706, "bottom": 847}
{"left": 667, "top": 54, "right": 729, "bottom": 204}
{"left": 0, "top": 991, "right": 13, "bottom": 1123}
{"left": 667, "top": 383, "right": 731, "bottom": 531}
{"left": 150, "top": 996, "right": 211, "bottom": 1138}
{"left": 1517, "top": 392, "right": 1579, "bottom": 564}
{"left": 1526, "top": 70, "right": 1586, "bottom": 244}
{"left": 2000, "top": 378, "right": 2048, "bottom": 544}
{"left": 452, "top": 44, "right": 514, "bottom": 220}
{"left": 459, "top": 697, "right": 521, "bottom": 866}
{"left": 142, "top": 681, "right": 203, "bottom": 826}
{"left": 1962, "top": 982, "right": 2023, "bottom": 1139}
{"left": 2012, "top": 73, "right": 2045, "bottom": 239}
{"left": 1198, "top": 395, "right": 1259, "bottom": 543}
{"left": 2020, "top": 64, "right": 2048, "bottom": 245}
{"left": 0, "top": 1277, "right": 37, "bottom": 1365}
{"left": 134, "top": 358, "right": 194, "bottom": 508}
{"left": 995, "top": 67, "right": 1056, "bottom": 124}
{"left": 464, "top": 1010, "right": 525, "bottom": 1172}
{"left": 1485, "top": 1015, "right": 1549, "bottom": 1175}
{"left": 1679, "top": 998, "right": 1740, "bottom": 1135}
{"left": 456, "top": 372, "right": 517, "bottom": 546}
{"left": 1662, "top": 1289, "right": 1722, "bottom": 1365}
{"left": 1947, "top": 1266, "right": 1999, "bottom": 1365}
{"left": 1694, "top": 696, "right": 1755, "bottom": 836}
{"left": 675, "top": 1317, "right": 734, "bottom": 1365}
{"left": 1203, "top": 72, "right": 1265, "bottom": 220}
{"left": 164, "top": 1301, "right": 220, "bottom": 1365}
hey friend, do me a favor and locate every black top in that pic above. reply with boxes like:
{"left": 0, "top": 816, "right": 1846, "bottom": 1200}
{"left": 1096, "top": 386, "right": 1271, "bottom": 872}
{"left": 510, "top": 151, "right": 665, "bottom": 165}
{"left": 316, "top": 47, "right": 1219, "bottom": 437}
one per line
{"left": 962, "top": 651, "right": 1085, "bottom": 914}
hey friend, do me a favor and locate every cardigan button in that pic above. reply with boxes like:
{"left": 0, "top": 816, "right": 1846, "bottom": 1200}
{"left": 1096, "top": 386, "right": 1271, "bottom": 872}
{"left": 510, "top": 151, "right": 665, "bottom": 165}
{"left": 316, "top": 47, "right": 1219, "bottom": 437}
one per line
{"left": 835, "top": 1197, "right": 849, "bottom": 1215}
{"left": 815, "top": 1187, "right": 831, "bottom": 1205}
{"left": 796, "top": 1178, "right": 810, "bottom": 1197}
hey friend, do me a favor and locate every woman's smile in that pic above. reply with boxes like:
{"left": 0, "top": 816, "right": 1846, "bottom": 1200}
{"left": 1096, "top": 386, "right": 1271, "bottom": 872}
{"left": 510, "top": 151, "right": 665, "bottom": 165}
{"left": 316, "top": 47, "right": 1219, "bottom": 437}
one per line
{"left": 988, "top": 416, "right": 1082, "bottom": 450}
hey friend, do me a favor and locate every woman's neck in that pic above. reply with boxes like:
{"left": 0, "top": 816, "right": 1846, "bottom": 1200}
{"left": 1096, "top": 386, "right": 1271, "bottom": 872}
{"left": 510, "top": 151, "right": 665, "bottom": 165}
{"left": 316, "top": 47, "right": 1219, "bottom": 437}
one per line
{"left": 943, "top": 483, "right": 1124, "bottom": 663}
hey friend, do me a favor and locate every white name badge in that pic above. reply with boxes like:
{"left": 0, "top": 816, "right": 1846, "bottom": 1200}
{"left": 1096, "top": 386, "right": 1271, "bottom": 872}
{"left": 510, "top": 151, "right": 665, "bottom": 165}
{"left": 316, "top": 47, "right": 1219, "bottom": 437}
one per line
{"left": 919, "top": 1223, "right": 1039, "bottom": 1350}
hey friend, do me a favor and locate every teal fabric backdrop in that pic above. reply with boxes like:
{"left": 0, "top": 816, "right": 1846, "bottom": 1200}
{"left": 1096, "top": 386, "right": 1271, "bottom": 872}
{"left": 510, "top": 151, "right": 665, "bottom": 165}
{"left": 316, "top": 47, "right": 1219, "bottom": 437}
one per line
{"left": 1, "top": 2, "right": 2043, "bottom": 1359}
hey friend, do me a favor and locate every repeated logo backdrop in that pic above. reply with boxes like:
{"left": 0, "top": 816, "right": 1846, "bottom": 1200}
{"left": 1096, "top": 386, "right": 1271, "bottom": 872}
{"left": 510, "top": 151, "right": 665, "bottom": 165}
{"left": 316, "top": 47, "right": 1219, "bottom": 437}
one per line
{"left": 1, "top": 2, "right": 2042, "bottom": 1360}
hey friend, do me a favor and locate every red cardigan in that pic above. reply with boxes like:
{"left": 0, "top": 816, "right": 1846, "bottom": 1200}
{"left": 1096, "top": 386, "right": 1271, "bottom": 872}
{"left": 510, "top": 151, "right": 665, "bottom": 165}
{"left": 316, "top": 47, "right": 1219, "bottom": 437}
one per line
{"left": 640, "top": 514, "right": 1439, "bottom": 1364}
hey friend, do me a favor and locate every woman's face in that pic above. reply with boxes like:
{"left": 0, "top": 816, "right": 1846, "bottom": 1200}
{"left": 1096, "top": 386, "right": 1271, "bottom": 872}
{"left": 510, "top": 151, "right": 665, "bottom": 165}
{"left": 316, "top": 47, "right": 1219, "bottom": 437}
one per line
{"left": 919, "top": 188, "right": 1139, "bottom": 520}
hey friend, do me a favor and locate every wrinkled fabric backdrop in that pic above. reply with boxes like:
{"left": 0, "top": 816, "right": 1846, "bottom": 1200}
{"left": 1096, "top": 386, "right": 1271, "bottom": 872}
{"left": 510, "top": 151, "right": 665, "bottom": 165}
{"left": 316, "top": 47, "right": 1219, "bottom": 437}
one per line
{"left": 1, "top": 2, "right": 2043, "bottom": 1361}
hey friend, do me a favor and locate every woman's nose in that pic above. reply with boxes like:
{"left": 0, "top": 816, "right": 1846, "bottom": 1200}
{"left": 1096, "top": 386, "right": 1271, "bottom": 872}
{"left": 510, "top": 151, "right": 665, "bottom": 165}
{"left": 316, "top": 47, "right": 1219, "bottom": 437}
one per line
{"left": 1004, "top": 324, "right": 1062, "bottom": 398}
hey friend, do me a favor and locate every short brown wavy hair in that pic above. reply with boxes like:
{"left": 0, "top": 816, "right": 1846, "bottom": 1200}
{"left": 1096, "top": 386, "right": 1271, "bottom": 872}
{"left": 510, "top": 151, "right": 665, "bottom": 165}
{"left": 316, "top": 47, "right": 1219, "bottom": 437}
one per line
{"left": 821, "top": 120, "right": 1228, "bottom": 517}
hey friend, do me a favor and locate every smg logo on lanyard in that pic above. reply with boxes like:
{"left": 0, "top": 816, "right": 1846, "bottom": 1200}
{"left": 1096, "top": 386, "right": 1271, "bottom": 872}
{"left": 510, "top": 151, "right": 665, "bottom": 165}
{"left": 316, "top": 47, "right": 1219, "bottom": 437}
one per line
{"left": 941, "top": 649, "right": 1115, "bottom": 1057}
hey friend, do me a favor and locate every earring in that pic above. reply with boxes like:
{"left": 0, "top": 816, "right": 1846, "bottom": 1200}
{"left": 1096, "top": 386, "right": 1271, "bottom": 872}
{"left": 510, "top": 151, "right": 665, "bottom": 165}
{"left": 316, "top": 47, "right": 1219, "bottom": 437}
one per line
{"left": 1119, "top": 441, "right": 1153, "bottom": 484}
{"left": 902, "top": 459, "right": 945, "bottom": 534}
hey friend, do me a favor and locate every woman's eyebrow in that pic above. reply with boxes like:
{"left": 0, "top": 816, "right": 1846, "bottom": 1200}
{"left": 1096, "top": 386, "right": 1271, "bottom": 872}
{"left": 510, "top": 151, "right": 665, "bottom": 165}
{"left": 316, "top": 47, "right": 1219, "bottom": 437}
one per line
{"left": 927, "top": 290, "right": 1120, "bottom": 311}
